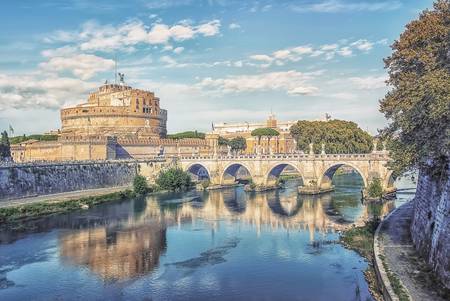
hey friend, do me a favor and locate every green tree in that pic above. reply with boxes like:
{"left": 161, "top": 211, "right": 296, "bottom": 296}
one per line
{"left": 133, "top": 175, "right": 150, "bottom": 195}
{"left": 251, "top": 128, "right": 279, "bottom": 145}
{"left": 289, "top": 120, "right": 373, "bottom": 154}
{"left": 367, "top": 178, "right": 383, "bottom": 199}
{"left": 228, "top": 136, "right": 247, "bottom": 153}
{"left": 156, "top": 167, "right": 192, "bottom": 191}
{"left": 0, "top": 131, "right": 11, "bottom": 160}
{"left": 379, "top": 0, "right": 449, "bottom": 177}
{"left": 167, "top": 131, "right": 205, "bottom": 139}
{"left": 218, "top": 136, "right": 229, "bottom": 146}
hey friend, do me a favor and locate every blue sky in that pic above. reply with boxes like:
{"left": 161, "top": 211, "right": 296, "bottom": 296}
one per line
{"left": 0, "top": 0, "right": 434, "bottom": 135}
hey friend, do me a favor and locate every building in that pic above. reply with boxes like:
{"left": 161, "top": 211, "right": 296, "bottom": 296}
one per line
{"left": 210, "top": 114, "right": 297, "bottom": 154}
{"left": 11, "top": 82, "right": 215, "bottom": 162}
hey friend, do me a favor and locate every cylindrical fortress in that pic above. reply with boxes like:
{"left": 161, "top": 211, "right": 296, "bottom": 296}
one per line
{"left": 60, "top": 84, "right": 167, "bottom": 138}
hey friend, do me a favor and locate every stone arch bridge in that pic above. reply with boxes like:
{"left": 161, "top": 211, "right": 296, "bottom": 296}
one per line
{"left": 179, "top": 153, "right": 394, "bottom": 192}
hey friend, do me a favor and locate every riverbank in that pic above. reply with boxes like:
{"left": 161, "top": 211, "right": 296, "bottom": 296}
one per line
{"left": 375, "top": 201, "right": 450, "bottom": 301}
{"left": 0, "top": 189, "right": 136, "bottom": 230}
{"left": 340, "top": 220, "right": 383, "bottom": 301}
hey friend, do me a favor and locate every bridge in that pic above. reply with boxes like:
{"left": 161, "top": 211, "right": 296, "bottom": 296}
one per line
{"left": 179, "top": 152, "right": 395, "bottom": 193}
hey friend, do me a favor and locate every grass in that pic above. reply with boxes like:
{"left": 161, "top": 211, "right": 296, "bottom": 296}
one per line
{"left": 340, "top": 220, "right": 382, "bottom": 301}
{"left": 0, "top": 190, "right": 136, "bottom": 227}
{"left": 378, "top": 254, "right": 410, "bottom": 301}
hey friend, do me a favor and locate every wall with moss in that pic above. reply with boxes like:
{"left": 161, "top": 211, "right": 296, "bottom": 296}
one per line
{"left": 411, "top": 166, "right": 450, "bottom": 289}
{"left": 0, "top": 161, "right": 139, "bottom": 201}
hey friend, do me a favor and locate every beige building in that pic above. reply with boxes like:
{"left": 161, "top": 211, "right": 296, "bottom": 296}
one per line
{"left": 211, "top": 114, "right": 297, "bottom": 154}
{"left": 11, "top": 83, "right": 214, "bottom": 162}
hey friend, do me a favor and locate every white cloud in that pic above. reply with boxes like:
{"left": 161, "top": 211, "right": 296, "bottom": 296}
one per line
{"left": 249, "top": 54, "right": 274, "bottom": 63}
{"left": 173, "top": 46, "right": 184, "bottom": 54}
{"left": 197, "top": 70, "right": 318, "bottom": 96}
{"left": 351, "top": 39, "right": 374, "bottom": 51}
{"left": 247, "top": 38, "right": 383, "bottom": 67}
{"left": 229, "top": 23, "right": 241, "bottom": 30}
{"left": 349, "top": 75, "right": 388, "bottom": 89}
{"left": 291, "top": 1, "right": 402, "bottom": 13}
{"left": 196, "top": 20, "right": 221, "bottom": 36}
{"left": 0, "top": 73, "right": 97, "bottom": 110}
{"left": 39, "top": 54, "right": 115, "bottom": 80}
{"left": 46, "top": 19, "right": 221, "bottom": 52}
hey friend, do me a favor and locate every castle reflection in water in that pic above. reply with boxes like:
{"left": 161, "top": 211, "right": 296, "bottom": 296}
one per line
{"left": 54, "top": 181, "right": 394, "bottom": 282}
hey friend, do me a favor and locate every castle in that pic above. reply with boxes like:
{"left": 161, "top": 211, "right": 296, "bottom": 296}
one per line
{"left": 11, "top": 83, "right": 215, "bottom": 162}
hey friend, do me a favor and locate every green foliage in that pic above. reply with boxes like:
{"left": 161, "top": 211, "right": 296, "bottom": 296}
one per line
{"left": 218, "top": 136, "right": 229, "bottom": 146}
{"left": 251, "top": 128, "right": 279, "bottom": 144}
{"left": 0, "top": 131, "right": 11, "bottom": 160}
{"left": 167, "top": 131, "right": 205, "bottom": 139}
{"left": 9, "top": 134, "right": 58, "bottom": 145}
{"left": 156, "top": 167, "right": 192, "bottom": 191}
{"left": 133, "top": 175, "right": 150, "bottom": 195}
{"left": 379, "top": 1, "right": 450, "bottom": 177}
{"left": 228, "top": 136, "right": 247, "bottom": 151}
{"left": 289, "top": 119, "right": 373, "bottom": 154}
{"left": 367, "top": 178, "right": 383, "bottom": 199}
{"left": 0, "top": 190, "right": 135, "bottom": 226}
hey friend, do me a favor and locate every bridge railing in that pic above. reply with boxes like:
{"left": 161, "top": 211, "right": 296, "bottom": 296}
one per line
{"left": 179, "top": 152, "right": 389, "bottom": 161}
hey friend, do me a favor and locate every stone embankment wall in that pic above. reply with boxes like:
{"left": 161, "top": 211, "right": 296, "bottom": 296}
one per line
{"left": 411, "top": 166, "right": 450, "bottom": 289}
{"left": 0, "top": 161, "right": 139, "bottom": 201}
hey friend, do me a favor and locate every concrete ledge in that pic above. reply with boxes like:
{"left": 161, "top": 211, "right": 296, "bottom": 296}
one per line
{"left": 373, "top": 203, "right": 412, "bottom": 301}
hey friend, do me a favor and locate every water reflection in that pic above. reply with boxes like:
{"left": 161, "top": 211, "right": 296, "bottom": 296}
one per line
{"left": 0, "top": 174, "right": 405, "bottom": 301}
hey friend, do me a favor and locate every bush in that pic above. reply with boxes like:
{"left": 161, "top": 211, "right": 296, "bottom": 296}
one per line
{"left": 367, "top": 177, "right": 383, "bottom": 198}
{"left": 133, "top": 175, "right": 150, "bottom": 195}
{"left": 156, "top": 168, "right": 192, "bottom": 191}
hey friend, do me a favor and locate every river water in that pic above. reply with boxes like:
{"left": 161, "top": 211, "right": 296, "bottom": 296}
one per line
{"left": 0, "top": 173, "right": 415, "bottom": 301}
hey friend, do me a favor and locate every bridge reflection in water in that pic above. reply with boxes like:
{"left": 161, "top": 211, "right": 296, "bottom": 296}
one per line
{"left": 51, "top": 180, "right": 394, "bottom": 282}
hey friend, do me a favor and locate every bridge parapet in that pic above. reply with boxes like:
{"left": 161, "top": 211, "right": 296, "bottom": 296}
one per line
{"left": 180, "top": 152, "right": 389, "bottom": 161}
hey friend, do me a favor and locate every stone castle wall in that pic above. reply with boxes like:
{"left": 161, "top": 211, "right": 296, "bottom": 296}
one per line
{"left": 410, "top": 166, "right": 450, "bottom": 289}
{"left": 0, "top": 161, "right": 139, "bottom": 201}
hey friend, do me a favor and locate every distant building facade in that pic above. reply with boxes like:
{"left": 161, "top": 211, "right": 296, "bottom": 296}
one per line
{"left": 210, "top": 114, "right": 297, "bottom": 154}
{"left": 11, "top": 83, "right": 215, "bottom": 162}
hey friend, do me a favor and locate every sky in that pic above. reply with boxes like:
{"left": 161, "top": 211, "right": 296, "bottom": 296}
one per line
{"left": 0, "top": 0, "right": 435, "bottom": 135}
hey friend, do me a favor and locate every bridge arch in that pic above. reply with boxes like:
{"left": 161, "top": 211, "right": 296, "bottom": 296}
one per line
{"left": 221, "top": 162, "right": 253, "bottom": 185}
{"left": 264, "top": 162, "right": 304, "bottom": 186}
{"left": 385, "top": 171, "right": 396, "bottom": 188}
{"left": 185, "top": 163, "right": 211, "bottom": 182}
{"left": 319, "top": 162, "right": 368, "bottom": 189}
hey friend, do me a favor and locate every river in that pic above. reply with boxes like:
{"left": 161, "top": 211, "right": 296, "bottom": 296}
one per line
{"left": 0, "top": 173, "right": 416, "bottom": 301}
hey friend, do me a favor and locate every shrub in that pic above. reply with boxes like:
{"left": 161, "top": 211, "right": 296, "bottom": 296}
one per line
{"left": 156, "top": 168, "right": 192, "bottom": 191}
{"left": 367, "top": 177, "right": 383, "bottom": 198}
{"left": 133, "top": 175, "right": 150, "bottom": 195}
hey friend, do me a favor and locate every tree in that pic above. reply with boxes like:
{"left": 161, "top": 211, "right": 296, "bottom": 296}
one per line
{"left": 156, "top": 167, "right": 192, "bottom": 191}
{"left": 133, "top": 175, "right": 150, "bottom": 195}
{"left": 228, "top": 136, "right": 247, "bottom": 153}
{"left": 367, "top": 178, "right": 383, "bottom": 199}
{"left": 379, "top": 0, "right": 450, "bottom": 177}
{"left": 0, "top": 131, "right": 11, "bottom": 160}
{"left": 167, "top": 131, "right": 205, "bottom": 139}
{"left": 218, "top": 136, "right": 229, "bottom": 146}
{"left": 289, "top": 120, "right": 373, "bottom": 154}
{"left": 251, "top": 128, "right": 279, "bottom": 153}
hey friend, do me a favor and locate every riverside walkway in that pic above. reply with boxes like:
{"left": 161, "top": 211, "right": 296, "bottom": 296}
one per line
{"left": 377, "top": 201, "right": 448, "bottom": 301}
{"left": 0, "top": 185, "right": 131, "bottom": 208}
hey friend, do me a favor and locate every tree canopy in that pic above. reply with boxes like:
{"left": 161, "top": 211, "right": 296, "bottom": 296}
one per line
{"left": 228, "top": 136, "right": 247, "bottom": 151}
{"left": 0, "top": 131, "right": 11, "bottom": 161}
{"left": 379, "top": 0, "right": 450, "bottom": 177}
{"left": 289, "top": 120, "right": 373, "bottom": 154}
{"left": 9, "top": 134, "right": 58, "bottom": 145}
{"left": 167, "top": 131, "right": 205, "bottom": 139}
{"left": 156, "top": 168, "right": 192, "bottom": 191}
{"left": 251, "top": 128, "right": 280, "bottom": 138}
